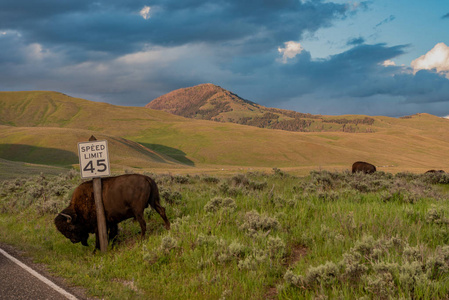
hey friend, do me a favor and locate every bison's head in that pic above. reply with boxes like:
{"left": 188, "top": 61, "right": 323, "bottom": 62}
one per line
{"left": 54, "top": 208, "right": 89, "bottom": 246}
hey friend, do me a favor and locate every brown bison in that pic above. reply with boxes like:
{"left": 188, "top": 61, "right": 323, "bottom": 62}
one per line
{"left": 352, "top": 161, "right": 376, "bottom": 174}
{"left": 425, "top": 169, "right": 445, "bottom": 174}
{"left": 54, "top": 174, "right": 170, "bottom": 249}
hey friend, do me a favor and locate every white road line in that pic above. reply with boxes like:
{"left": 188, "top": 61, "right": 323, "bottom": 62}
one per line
{"left": 0, "top": 248, "right": 78, "bottom": 300}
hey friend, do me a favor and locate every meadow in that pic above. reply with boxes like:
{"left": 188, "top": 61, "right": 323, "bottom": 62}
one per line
{"left": 1, "top": 168, "right": 449, "bottom": 299}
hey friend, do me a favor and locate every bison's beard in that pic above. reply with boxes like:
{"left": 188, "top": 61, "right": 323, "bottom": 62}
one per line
{"left": 81, "top": 236, "right": 88, "bottom": 246}
{"left": 66, "top": 232, "right": 89, "bottom": 246}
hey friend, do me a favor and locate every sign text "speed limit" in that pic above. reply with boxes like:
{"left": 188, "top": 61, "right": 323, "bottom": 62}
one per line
{"left": 78, "top": 140, "right": 110, "bottom": 178}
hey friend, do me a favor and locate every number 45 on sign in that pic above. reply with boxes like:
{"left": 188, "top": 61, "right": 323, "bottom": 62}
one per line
{"left": 78, "top": 140, "right": 111, "bottom": 179}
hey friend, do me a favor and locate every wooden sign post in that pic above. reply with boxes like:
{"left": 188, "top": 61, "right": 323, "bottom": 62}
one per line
{"left": 78, "top": 135, "right": 110, "bottom": 252}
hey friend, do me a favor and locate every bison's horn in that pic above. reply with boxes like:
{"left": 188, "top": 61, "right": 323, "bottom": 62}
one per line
{"left": 59, "top": 213, "right": 72, "bottom": 223}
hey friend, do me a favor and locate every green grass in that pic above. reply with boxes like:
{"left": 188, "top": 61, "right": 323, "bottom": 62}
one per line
{"left": 1, "top": 169, "right": 449, "bottom": 299}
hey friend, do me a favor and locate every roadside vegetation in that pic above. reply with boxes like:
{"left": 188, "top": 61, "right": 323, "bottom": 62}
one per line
{"left": 1, "top": 169, "right": 449, "bottom": 299}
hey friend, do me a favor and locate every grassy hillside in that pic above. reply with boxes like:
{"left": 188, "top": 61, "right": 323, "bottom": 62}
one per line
{"left": 0, "top": 158, "right": 67, "bottom": 180}
{"left": 0, "top": 125, "right": 186, "bottom": 172}
{"left": 1, "top": 91, "right": 449, "bottom": 176}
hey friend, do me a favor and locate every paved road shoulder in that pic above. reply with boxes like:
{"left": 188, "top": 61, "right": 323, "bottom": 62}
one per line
{"left": 0, "top": 242, "right": 92, "bottom": 300}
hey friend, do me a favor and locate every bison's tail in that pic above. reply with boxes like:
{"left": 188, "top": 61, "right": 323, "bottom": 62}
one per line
{"left": 145, "top": 177, "right": 170, "bottom": 230}
{"left": 146, "top": 177, "right": 159, "bottom": 206}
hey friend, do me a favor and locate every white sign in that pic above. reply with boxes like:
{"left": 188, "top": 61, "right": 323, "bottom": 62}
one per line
{"left": 77, "top": 140, "right": 110, "bottom": 178}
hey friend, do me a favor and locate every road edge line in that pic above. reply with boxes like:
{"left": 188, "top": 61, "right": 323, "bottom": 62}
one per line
{"left": 0, "top": 247, "right": 78, "bottom": 300}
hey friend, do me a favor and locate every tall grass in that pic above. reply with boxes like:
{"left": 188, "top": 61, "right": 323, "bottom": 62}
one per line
{"left": 1, "top": 169, "right": 449, "bottom": 299}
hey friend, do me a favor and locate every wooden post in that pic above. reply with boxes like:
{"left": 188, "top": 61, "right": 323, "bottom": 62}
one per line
{"left": 89, "top": 135, "right": 108, "bottom": 252}
{"left": 93, "top": 177, "right": 108, "bottom": 252}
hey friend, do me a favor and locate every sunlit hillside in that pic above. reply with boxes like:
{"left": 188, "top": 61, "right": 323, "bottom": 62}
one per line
{"left": 147, "top": 84, "right": 377, "bottom": 133}
{"left": 1, "top": 91, "right": 449, "bottom": 176}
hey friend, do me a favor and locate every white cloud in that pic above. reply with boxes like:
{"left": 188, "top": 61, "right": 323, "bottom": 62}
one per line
{"left": 24, "top": 43, "right": 53, "bottom": 62}
{"left": 411, "top": 42, "right": 449, "bottom": 78}
{"left": 278, "top": 41, "right": 303, "bottom": 63}
{"left": 140, "top": 6, "right": 151, "bottom": 20}
{"left": 382, "top": 59, "right": 396, "bottom": 67}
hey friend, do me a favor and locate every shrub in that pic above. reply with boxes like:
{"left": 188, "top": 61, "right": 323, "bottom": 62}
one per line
{"left": 231, "top": 174, "right": 249, "bottom": 187}
{"left": 239, "top": 210, "right": 280, "bottom": 234}
{"left": 159, "top": 188, "right": 182, "bottom": 205}
{"left": 273, "top": 167, "right": 287, "bottom": 177}
{"left": 201, "top": 175, "right": 220, "bottom": 184}
{"left": 172, "top": 175, "right": 191, "bottom": 184}
{"left": 266, "top": 236, "right": 286, "bottom": 259}
{"left": 363, "top": 271, "right": 395, "bottom": 299}
{"left": 426, "top": 205, "right": 449, "bottom": 225}
{"left": 238, "top": 256, "right": 258, "bottom": 271}
{"left": 160, "top": 235, "right": 178, "bottom": 252}
{"left": 204, "top": 197, "right": 236, "bottom": 213}
{"left": 303, "top": 261, "right": 339, "bottom": 288}
{"left": 426, "top": 245, "right": 449, "bottom": 280}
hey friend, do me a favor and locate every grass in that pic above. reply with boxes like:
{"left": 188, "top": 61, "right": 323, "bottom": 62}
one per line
{"left": 2, "top": 91, "right": 449, "bottom": 174}
{"left": 1, "top": 169, "right": 449, "bottom": 299}
{"left": 0, "top": 158, "right": 68, "bottom": 180}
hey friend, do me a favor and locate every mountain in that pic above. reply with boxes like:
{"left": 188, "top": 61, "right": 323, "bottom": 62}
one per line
{"left": 146, "top": 83, "right": 260, "bottom": 119}
{"left": 146, "top": 83, "right": 376, "bottom": 133}
{"left": 1, "top": 90, "right": 449, "bottom": 176}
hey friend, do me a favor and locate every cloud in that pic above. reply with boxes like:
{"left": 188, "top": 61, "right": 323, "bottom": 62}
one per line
{"left": 278, "top": 41, "right": 303, "bottom": 63}
{"left": 2, "top": 1, "right": 449, "bottom": 117}
{"left": 140, "top": 6, "right": 151, "bottom": 20}
{"left": 238, "top": 42, "right": 449, "bottom": 117}
{"left": 411, "top": 43, "right": 449, "bottom": 78}
{"left": 0, "top": 0, "right": 353, "bottom": 58}
{"left": 442, "top": 13, "right": 449, "bottom": 19}
{"left": 347, "top": 37, "right": 365, "bottom": 46}
{"left": 374, "top": 15, "right": 395, "bottom": 28}
{"left": 382, "top": 59, "right": 396, "bottom": 67}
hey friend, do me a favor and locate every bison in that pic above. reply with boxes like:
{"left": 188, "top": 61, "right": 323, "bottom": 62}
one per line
{"left": 352, "top": 161, "right": 376, "bottom": 174}
{"left": 425, "top": 169, "right": 445, "bottom": 174}
{"left": 54, "top": 174, "right": 170, "bottom": 249}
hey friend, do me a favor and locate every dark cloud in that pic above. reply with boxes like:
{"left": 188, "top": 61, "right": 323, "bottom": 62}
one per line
{"left": 442, "top": 13, "right": 449, "bottom": 19}
{"left": 347, "top": 37, "right": 365, "bottom": 46}
{"left": 1, "top": 0, "right": 448, "bottom": 117}
{"left": 0, "top": 0, "right": 350, "bottom": 58}
{"left": 231, "top": 43, "right": 449, "bottom": 117}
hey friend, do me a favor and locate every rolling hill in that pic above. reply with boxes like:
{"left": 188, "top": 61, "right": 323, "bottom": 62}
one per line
{"left": 1, "top": 90, "right": 449, "bottom": 176}
{"left": 146, "top": 83, "right": 376, "bottom": 133}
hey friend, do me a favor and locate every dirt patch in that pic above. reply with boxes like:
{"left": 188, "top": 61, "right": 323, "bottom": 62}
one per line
{"left": 265, "top": 286, "right": 279, "bottom": 300}
{"left": 284, "top": 244, "right": 308, "bottom": 267}
{"left": 265, "top": 244, "right": 308, "bottom": 299}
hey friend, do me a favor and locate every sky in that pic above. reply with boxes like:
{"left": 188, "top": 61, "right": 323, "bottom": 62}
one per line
{"left": 1, "top": 0, "right": 449, "bottom": 117}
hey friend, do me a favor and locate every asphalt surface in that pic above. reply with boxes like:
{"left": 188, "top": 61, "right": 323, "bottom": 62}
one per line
{"left": 0, "top": 245, "right": 85, "bottom": 300}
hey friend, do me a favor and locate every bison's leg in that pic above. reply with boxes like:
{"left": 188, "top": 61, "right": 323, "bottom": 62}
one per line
{"left": 94, "top": 229, "right": 101, "bottom": 250}
{"left": 135, "top": 214, "right": 147, "bottom": 239}
{"left": 81, "top": 232, "right": 89, "bottom": 246}
{"left": 151, "top": 202, "right": 171, "bottom": 230}
{"left": 108, "top": 223, "right": 118, "bottom": 241}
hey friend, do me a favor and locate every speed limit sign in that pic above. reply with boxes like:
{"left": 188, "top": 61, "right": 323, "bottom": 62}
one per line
{"left": 78, "top": 140, "right": 110, "bottom": 178}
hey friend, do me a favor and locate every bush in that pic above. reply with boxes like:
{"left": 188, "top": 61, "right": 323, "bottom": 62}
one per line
{"left": 239, "top": 210, "right": 280, "bottom": 234}
{"left": 204, "top": 197, "right": 236, "bottom": 213}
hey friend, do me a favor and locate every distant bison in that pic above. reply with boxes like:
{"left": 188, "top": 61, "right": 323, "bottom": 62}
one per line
{"left": 55, "top": 174, "right": 170, "bottom": 249}
{"left": 352, "top": 161, "right": 376, "bottom": 174}
{"left": 425, "top": 169, "right": 445, "bottom": 174}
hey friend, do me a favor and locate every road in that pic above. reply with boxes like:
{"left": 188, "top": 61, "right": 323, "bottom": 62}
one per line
{"left": 0, "top": 245, "right": 87, "bottom": 299}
